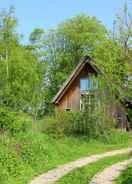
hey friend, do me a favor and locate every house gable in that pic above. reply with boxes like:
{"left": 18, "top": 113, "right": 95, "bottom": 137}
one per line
{"left": 52, "top": 56, "right": 100, "bottom": 110}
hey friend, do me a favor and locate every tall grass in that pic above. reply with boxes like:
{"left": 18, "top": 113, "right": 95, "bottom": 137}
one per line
{"left": 0, "top": 108, "right": 131, "bottom": 184}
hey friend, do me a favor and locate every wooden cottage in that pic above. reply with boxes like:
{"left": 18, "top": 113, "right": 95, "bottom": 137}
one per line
{"left": 52, "top": 56, "right": 100, "bottom": 111}
{"left": 53, "top": 56, "right": 132, "bottom": 130}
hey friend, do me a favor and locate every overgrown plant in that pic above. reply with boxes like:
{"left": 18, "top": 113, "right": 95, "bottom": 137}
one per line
{"left": 0, "top": 107, "right": 32, "bottom": 135}
{"left": 77, "top": 77, "right": 116, "bottom": 140}
{"left": 42, "top": 78, "right": 116, "bottom": 139}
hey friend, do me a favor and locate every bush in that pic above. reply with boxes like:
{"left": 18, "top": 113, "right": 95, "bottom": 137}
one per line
{"left": 76, "top": 88, "right": 116, "bottom": 140}
{"left": 0, "top": 166, "right": 15, "bottom": 184}
{"left": 99, "top": 130, "right": 131, "bottom": 144}
{"left": 0, "top": 138, "right": 34, "bottom": 184}
{"left": 39, "top": 112, "right": 80, "bottom": 137}
{"left": 38, "top": 81, "right": 116, "bottom": 140}
{"left": 0, "top": 107, "right": 32, "bottom": 134}
{"left": 40, "top": 108, "right": 114, "bottom": 140}
{"left": 10, "top": 113, "right": 32, "bottom": 134}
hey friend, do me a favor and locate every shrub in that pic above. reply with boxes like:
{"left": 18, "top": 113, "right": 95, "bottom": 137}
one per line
{"left": 0, "top": 166, "right": 15, "bottom": 184}
{"left": 39, "top": 112, "right": 80, "bottom": 137}
{"left": 0, "top": 133, "right": 36, "bottom": 183}
{"left": 0, "top": 107, "right": 32, "bottom": 134}
{"left": 18, "top": 133, "right": 51, "bottom": 172}
{"left": 0, "top": 139, "right": 34, "bottom": 184}
{"left": 0, "top": 107, "right": 14, "bottom": 132}
{"left": 76, "top": 85, "right": 116, "bottom": 140}
{"left": 39, "top": 80, "right": 116, "bottom": 140}
{"left": 41, "top": 108, "right": 114, "bottom": 140}
{"left": 10, "top": 113, "right": 32, "bottom": 134}
{"left": 99, "top": 130, "right": 131, "bottom": 144}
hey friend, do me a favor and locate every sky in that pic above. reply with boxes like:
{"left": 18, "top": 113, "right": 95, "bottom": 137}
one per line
{"left": 0, "top": 0, "right": 132, "bottom": 43}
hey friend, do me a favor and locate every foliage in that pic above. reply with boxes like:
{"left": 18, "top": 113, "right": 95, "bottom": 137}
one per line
{"left": 1, "top": 130, "right": 131, "bottom": 184}
{"left": 42, "top": 105, "right": 114, "bottom": 140}
{"left": 114, "top": 3, "right": 132, "bottom": 54}
{"left": 79, "top": 95, "right": 115, "bottom": 140}
{"left": 0, "top": 7, "right": 46, "bottom": 119}
{"left": 113, "top": 3, "right": 132, "bottom": 99}
{"left": 36, "top": 15, "right": 108, "bottom": 108}
{"left": 93, "top": 40, "right": 124, "bottom": 95}
{"left": 73, "top": 78, "right": 116, "bottom": 140}
{"left": 0, "top": 107, "right": 32, "bottom": 134}
{"left": 116, "top": 164, "right": 132, "bottom": 184}
{"left": 29, "top": 28, "right": 46, "bottom": 62}
{"left": 0, "top": 5, "right": 131, "bottom": 118}
{"left": 0, "top": 4, "right": 131, "bottom": 184}
{"left": 29, "top": 28, "right": 45, "bottom": 45}
{"left": 0, "top": 141, "right": 33, "bottom": 184}
{"left": 37, "top": 111, "right": 80, "bottom": 137}
{"left": 103, "top": 130, "right": 132, "bottom": 145}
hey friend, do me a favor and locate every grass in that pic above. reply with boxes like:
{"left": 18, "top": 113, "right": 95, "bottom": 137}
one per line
{"left": 0, "top": 130, "right": 132, "bottom": 184}
{"left": 56, "top": 154, "right": 132, "bottom": 184}
{"left": 115, "top": 163, "right": 132, "bottom": 184}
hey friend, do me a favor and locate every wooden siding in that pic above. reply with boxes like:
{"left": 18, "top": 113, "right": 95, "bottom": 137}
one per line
{"left": 56, "top": 63, "right": 96, "bottom": 111}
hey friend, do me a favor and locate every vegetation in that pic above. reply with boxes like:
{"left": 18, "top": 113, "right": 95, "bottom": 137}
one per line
{"left": 0, "top": 126, "right": 132, "bottom": 184}
{"left": 55, "top": 154, "right": 132, "bottom": 184}
{"left": 0, "top": 107, "right": 32, "bottom": 134}
{"left": 115, "top": 163, "right": 132, "bottom": 184}
{"left": 40, "top": 99, "right": 115, "bottom": 140}
{"left": 0, "top": 4, "right": 131, "bottom": 117}
{"left": 0, "top": 3, "right": 131, "bottom": 184}
{"left": 0, "top": 106, "right": 131, "bottom": 184}
{"left": 0, "top": 128, "right": 131, "bottom": 184}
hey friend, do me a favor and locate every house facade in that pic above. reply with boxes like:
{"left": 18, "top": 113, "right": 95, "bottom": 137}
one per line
{"left": 52, "top": 56, "right": 100, "bottom": 111}
{"left": 53, "top": 56, "right": 132, "bottom": 130}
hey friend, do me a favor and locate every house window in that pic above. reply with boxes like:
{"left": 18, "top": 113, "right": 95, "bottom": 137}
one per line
{"left": 80, "top": 93, "right": 95, "bottom": 111}
{"left": 80, "top": 77, "right": 99, "bottom": 111}
{"left": 65, "top": 108, "right": 71, "bottom": 112}
{"left": 80, "top": 78, "right": 98, "bottom": 92}
{"left": 80, "top": 78, "right": 91, "bottom": 92}
{"left": 65, "top": 96, "right": 72, "bottom": 111}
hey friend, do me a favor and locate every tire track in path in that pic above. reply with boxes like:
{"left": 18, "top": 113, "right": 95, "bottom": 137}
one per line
{"left": 29, "top": 148, "right": 132, "bottom": 184}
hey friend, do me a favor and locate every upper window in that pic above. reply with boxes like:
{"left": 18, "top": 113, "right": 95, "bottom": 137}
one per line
{"left": 80, "top": 78, "right": 98, "bottom": 92}
{"left": 80, "top": 78, "right": 91, "bottom": 91}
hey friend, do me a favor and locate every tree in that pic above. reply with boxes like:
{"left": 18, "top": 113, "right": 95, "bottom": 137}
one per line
{"left": 29, "top": 28, "right": 46, "bottom": 62}
{"left": 114, "top": 3, "right": 132, "bottom": 99}
{"left": 0, "top": 6, "right": 18, "bottom": 79}
{"left": 114, "top": 3, "right": 132, "bottom": 55}
{"left": 0, "top": 7, "right": 46, "bottom": 119}
{"left": 29, "top": 28, "right": 45, "bottom": 45}
{"left": 43, "top": 15, "right": 107, "bottom": 107}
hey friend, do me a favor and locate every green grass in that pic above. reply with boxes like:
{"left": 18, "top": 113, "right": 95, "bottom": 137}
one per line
{"left": 115, "top": 164, "right": 132, "bottom": 184}
{"left": 0, "top": 130, "right": 132, "bottom": 184}
{"left": 56, "top": 154, "right": 132, "bottom": 184}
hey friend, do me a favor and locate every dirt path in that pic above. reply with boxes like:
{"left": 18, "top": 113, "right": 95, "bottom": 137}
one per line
{"left": 29, "top": 148, "right": 132, "bottom": 184}
{"left": 90, "top": 158, "right": 132, "bottom": 184}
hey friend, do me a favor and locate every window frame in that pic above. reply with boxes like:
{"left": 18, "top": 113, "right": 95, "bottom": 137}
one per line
{"left": 80, "top": 77, "right": 99, "bottom": 93}
{"left": 80, "top": 77, "right": 92, "bottom": 92}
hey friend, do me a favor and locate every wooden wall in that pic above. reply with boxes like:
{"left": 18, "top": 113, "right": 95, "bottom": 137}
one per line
{"left": 56, "top": 63, "right": 96, "bottom": 111}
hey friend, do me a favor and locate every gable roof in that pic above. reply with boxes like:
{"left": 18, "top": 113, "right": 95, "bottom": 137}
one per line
{"left": 52, "top": 56, "right": 101, "bottom": 104}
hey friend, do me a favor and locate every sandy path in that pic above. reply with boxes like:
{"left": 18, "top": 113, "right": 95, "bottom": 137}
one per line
{"left": 90, "top": 158, "right": 132, "bottom": 184}
{"left": 29, "top": 148, "right": 132, "bottom": 184}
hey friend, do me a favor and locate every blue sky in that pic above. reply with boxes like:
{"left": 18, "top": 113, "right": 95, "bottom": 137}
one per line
{"left": 0, "top": 0, "right": 131, "bottom": 43}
